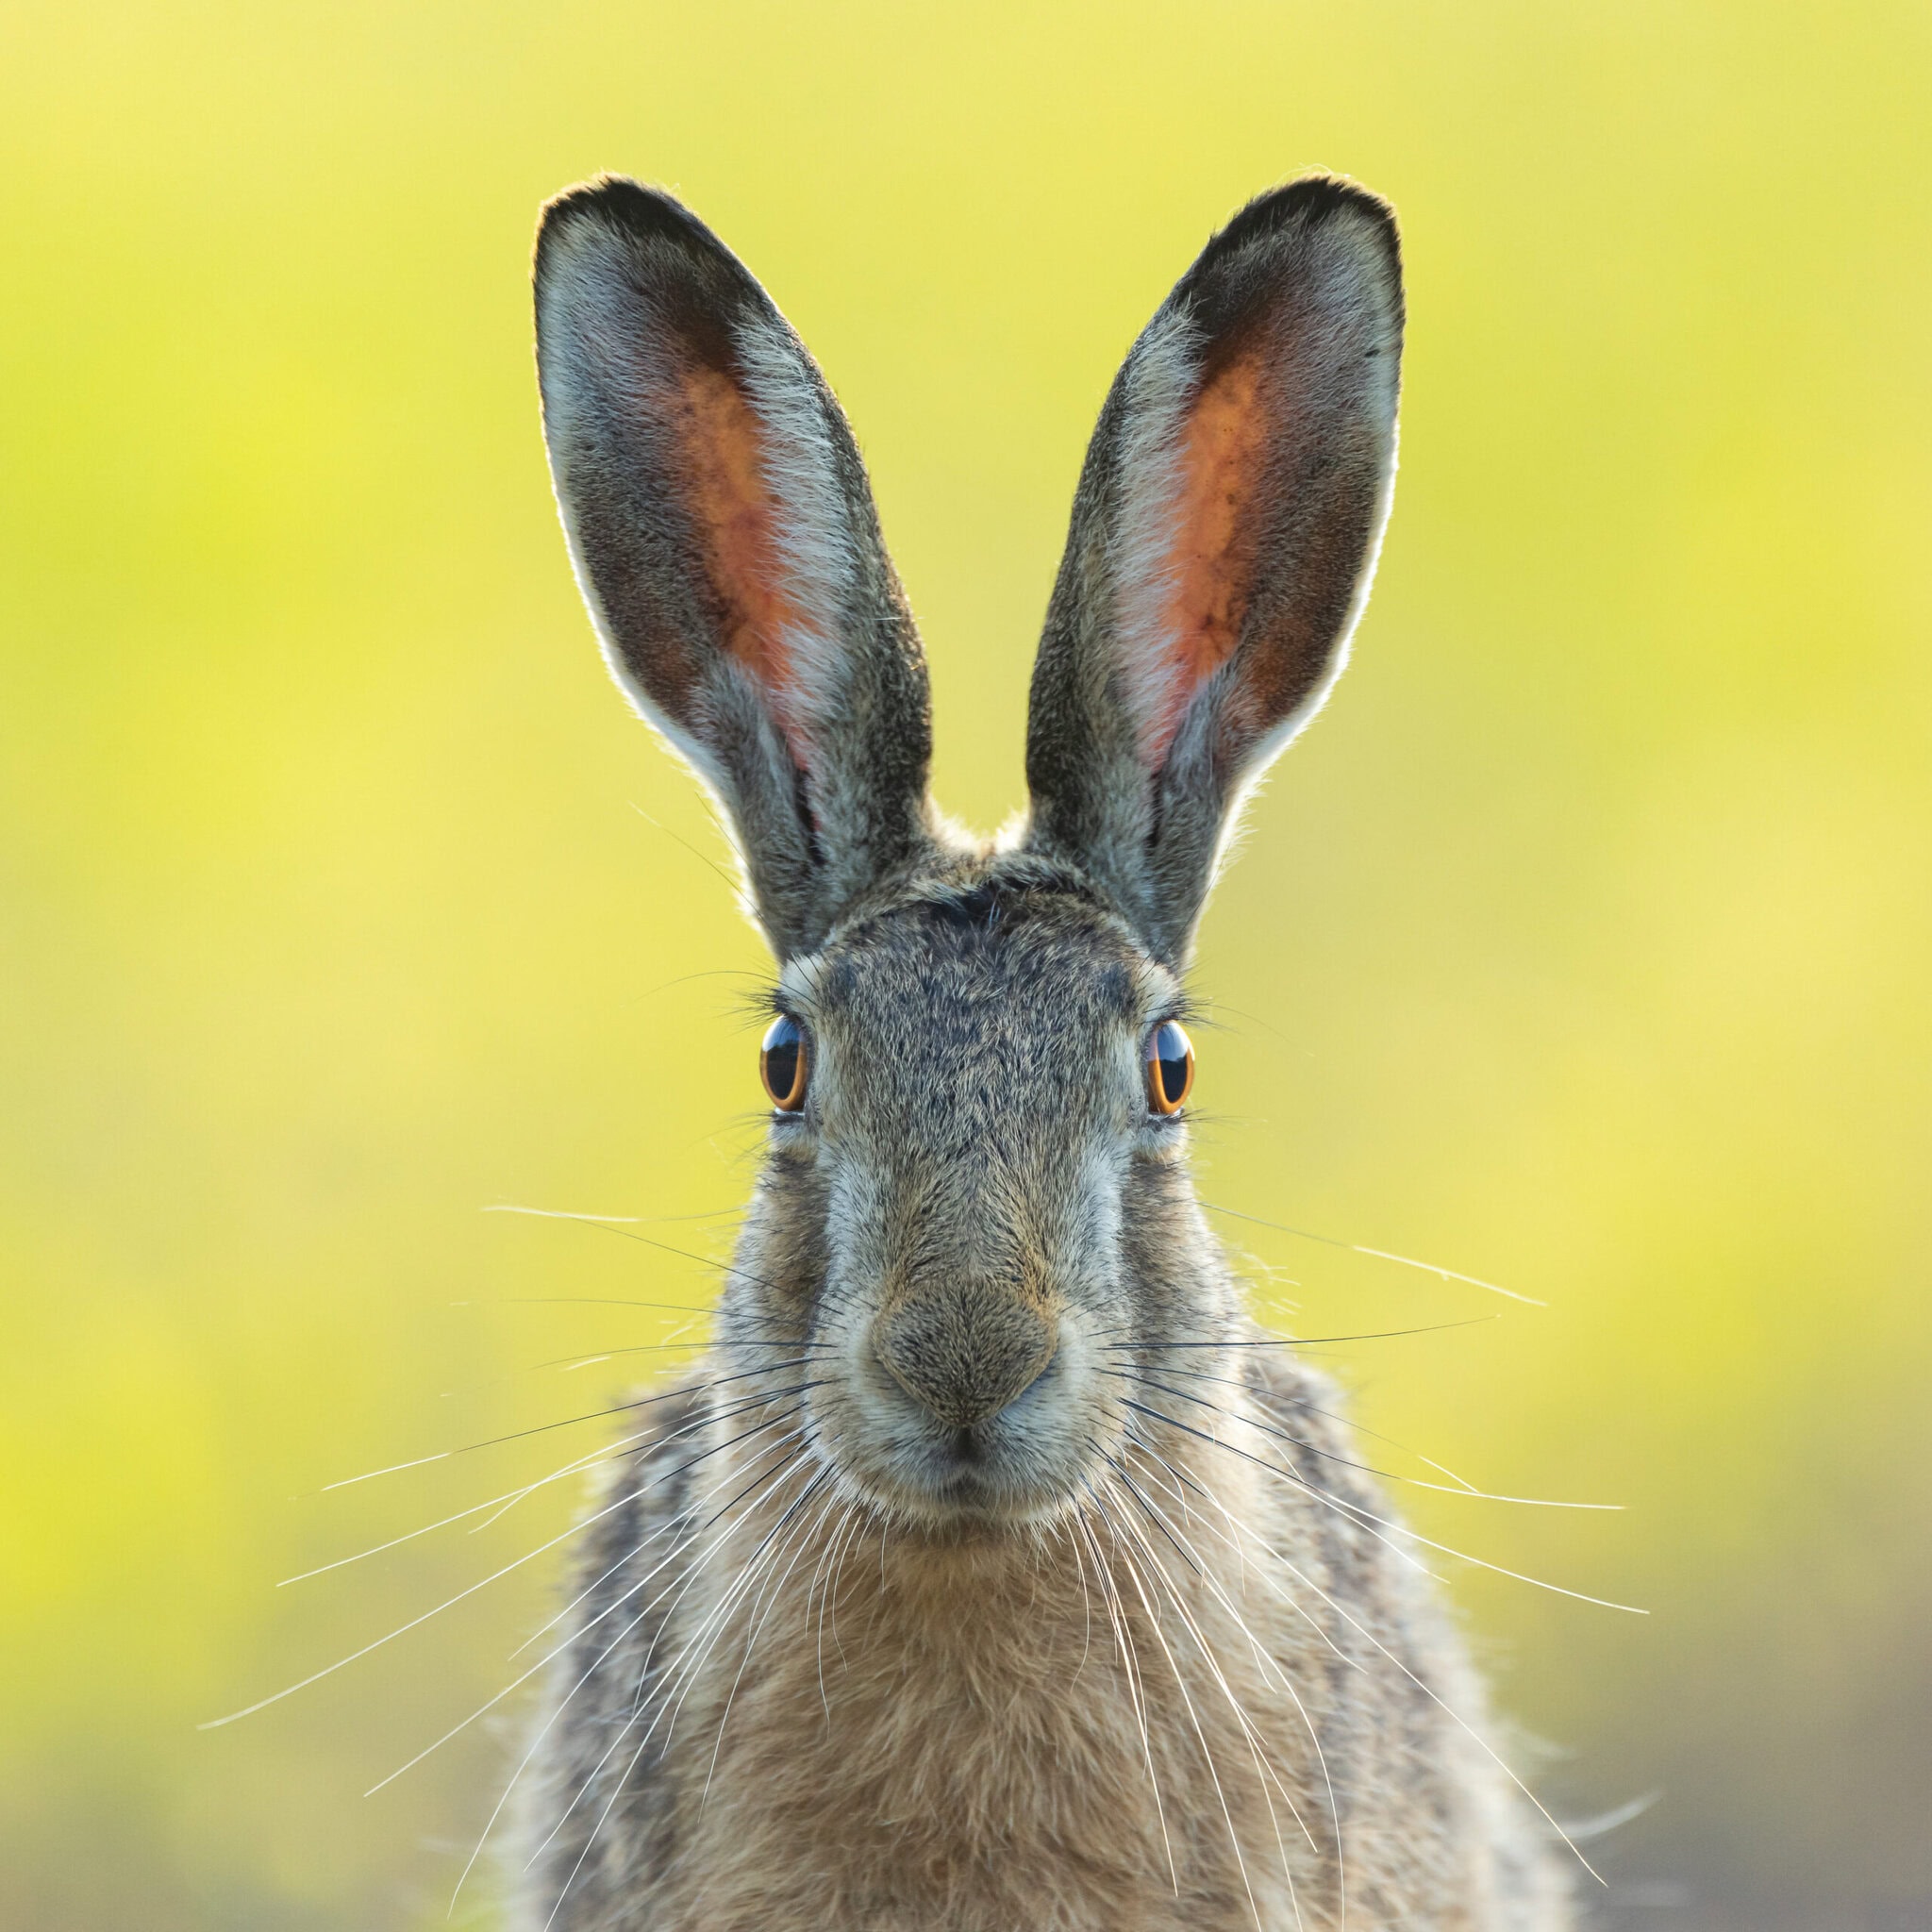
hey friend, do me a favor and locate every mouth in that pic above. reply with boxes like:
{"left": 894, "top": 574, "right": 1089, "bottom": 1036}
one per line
{"left": 835, "top": 1357, "right": 1096, "bottom": 1529}
{"left": 921, "top": 1423, "right": 1027, "bottom": 1501}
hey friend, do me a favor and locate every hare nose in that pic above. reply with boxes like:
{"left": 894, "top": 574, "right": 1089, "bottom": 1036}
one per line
{"left": 872, "top": 1288, "right": 1057, "bottom": 1429}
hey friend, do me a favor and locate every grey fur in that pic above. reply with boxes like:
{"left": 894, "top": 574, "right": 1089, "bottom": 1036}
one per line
{"left": 1024, "top": 177, "right": 1404, "bottom": 964}
{"left": 534, "top": 177, "right": 938, "bottom": 958}
{"left": 519, "top": 176, "right": 1570, "bottom": 1930}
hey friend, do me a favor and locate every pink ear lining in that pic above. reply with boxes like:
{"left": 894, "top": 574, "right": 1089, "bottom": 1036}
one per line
{"left": 1139, "top": 351, "right": 1274, "bottom": 767}
{"left": 666, "top": 361, "right": 813, "bottom": 756}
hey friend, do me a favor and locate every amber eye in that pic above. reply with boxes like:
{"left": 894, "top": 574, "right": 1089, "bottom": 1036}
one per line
{"left": 759, "top": 1013, "right": 808, "bottom": 1112}
{"left": 1145, "top": 1020, "right": 1194, "bottom": 1115}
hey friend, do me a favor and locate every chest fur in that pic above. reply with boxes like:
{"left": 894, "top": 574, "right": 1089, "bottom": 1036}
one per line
{"left": 646, "top": 1495, "right": 1374, "bottom": 1932}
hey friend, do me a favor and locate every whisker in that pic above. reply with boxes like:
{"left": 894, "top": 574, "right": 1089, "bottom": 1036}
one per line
{"left": 1149, "top": 1468, "right": 1607, "bottom": 1889}
{"left": 211, "top": 1392, "right": 813, "bottom": 1732}
{"left": 1065, "top": 1517, "right": 1094, "bottom": 1685}
{"left": 482, "top": 1202, "right": 742, "bottom": 1226}
{"left": 1072, "top": 1502, "right": 1176, "bottom": 1893}
{"left": 315, "top": 1357, "right": 803, "bottom": 1494}
{"left": 442, "top": 1503, "right": 717, "bottom": 1916}
{"left": 1202, "top": 1202, "right": 1545, "bottom": 1307}
{"left": 287, "top": 1450, "right": 610, "bottom": 1585}
{"left": 699, "top": 1478, "right": 843, "bottom": 1805}
{"left": 1104, "top": 1471, "right": 1318, "bottom": 1925}
{"left": 1105, "top": 1317, "right": 1497, "bottom": 1351}
{"left": 1106, "top": 1366, "right": 1619, "bottom": 1511}
{"left": 520, "top": 1454, "right": 814, "bottom": 1886}
{"left": 612, "top": 1443, "right": 813, "bottom": 1729}
{"left": 810, "top": 1500, "right": 862, "bottom": 1721}
{"left": 536, "top": 1460, "right": 827, "bottom": 1923}
{"left": 1113, "top": 1355, "right": 1490, "bottom": 1494}
{"left": 824, "top": 1498, "right": 860, "bottom": 1678}
{"left": 291, "top": 1372, "right": 815, "bottom": 1584}
{"left": 526, "top": 1340, "right": 819, "bottom": 1374}
{"left": 1108, "top": 1367, "right": 1412, "bottom": 1490}
{"left": 1091, "top": 1488, "right": 1264, "bottom": 1932}
{"left": 510, "top": 1408, "right": 811, "bottom": 1657}
{"left": 365, "top": 1482, "right": 708, "bottom": 1802}
{"left": 1120, "top": 1393, "right": 1644, "bottom": 1614}
{"left": 408, "top": 1375, "right": 822, "bottom": 1471}
{"left": 320, "top": 1449, "right": 452, "bottom": 1491}
{"left": 204, "top": 1471, "right": 679, "bottom": 1731}
{"left": 482, "top": 1207, "right": 833, "bottom": 1315}
{"left": 1116, "top": 1437, "right": 1341, "bottom": 1915}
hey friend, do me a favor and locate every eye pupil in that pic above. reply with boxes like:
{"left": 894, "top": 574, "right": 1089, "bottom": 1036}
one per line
{"left": 1146, "top": 1020, "right": 1194, "bottom": 1115}
{"left": 760, "top": 1014, "right": 808, "bottom": 1112}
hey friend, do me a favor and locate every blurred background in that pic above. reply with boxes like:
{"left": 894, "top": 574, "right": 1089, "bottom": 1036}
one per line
{"left": 3, "top": 2, "right": 1927, "bottom": 1926}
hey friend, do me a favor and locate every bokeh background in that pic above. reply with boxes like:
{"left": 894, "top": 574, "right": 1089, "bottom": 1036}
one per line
{"left": 4, "top": 3, "right": 1928, "bottom": 1927}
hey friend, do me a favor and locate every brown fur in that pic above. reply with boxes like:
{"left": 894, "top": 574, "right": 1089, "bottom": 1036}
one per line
{"left": 525, "top": 1329, "right": 1562, "bottom": 1929}
{"left": 520, "top": 176, "right": 1572, "bottom": 1929}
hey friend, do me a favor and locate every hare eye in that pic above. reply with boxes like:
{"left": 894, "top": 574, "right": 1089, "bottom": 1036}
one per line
{"left": 760, "top": 1014, "right": 808, "bottom": 1112}
{"left": 1146, "top": 1020, "right": 1193, "bottom": 1115}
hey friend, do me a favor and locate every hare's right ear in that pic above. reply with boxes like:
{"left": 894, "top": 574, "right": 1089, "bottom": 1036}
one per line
{"left": 1023, "top": 178, "right": 1404, "bottom": 965}
{"left": 534, "top": 178, "right": 934, "bottom": 959}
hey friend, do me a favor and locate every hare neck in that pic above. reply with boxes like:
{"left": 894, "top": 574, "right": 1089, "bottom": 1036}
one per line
{"left": 659, "top": 1399, "right": 1336, "bottom": 1932}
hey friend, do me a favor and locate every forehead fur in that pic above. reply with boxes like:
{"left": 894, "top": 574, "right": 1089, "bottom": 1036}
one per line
{"left": 782, "top": 855, "right": 1174, "bottom": 1031}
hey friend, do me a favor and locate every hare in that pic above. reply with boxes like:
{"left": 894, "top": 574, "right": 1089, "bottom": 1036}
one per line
{"left": 518, "top": 174, "right": 1571, "bottom": 1931}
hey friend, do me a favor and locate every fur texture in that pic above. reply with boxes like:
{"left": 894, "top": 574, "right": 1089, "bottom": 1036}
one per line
{"left": 521, "top": 175, "right": 1570, "bottom": 1931}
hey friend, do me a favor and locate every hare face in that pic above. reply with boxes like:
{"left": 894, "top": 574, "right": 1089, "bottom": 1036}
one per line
{"left": 747, "top": 876, "right": 1206, "bottom": 1528}
{"left": 534, "top": 170, "right": 1400, "bottom": 1522}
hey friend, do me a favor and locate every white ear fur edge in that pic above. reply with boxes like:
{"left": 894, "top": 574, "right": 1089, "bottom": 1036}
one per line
{"left": 1186, "top": 416, "right": 1401, "bottom": 908}
{"left": 1106, "top": 307, "right": 1206, "bottom": 767}
{"left": 542, "top": 272, "right": 867, "bottom": 929}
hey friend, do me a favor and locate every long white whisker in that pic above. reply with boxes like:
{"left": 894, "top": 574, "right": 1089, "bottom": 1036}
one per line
{"left": 536, "top": 1459, "right": 826, "bottom": 1924}
{"left": 447, "top": 1524, "right": 706, "bottom": 1916}
{"left": 423, "top": 1425, "right": 816, "bottom": 1873}
{"left": 511, "top": 1409, "right": 809, "bottom": 1657}
{"left": 203, "top": 1465, "right": 686, "bottom": 1731}
{"left": 1109, "top": 1364, "right": 1619, "bottom": 1511}
{"left": 1126, "top": 1423, "right": 1606, "bottom": 1890}
{"left": 1093, "top": 1488, "right": 1264, "bottom": 1932}
{"left": 699, "top": 1478, "right": 841, "bottom": 1805}
{"left": 1201, "top": 1201, "right": 1545, "bottom": 1306}
{"left": 1074, "top": 1502, "right": 1176, "bottom": 1892}
{"left": 1118, "top": 1394, "right": 1645, "bottom": 1614}
{"left": 526, "top": 1455, "right": 818, "bottom": 1905}
{"left": 1116, "top": 1436, "right": 1342, "bottom": 1924}
{"left": 1065, "top": 1517, "right": 1095, "bottom": 1684}
{"left": 811, "top": 1501, "right": 862, "bottom": 1720}
{"left": 1113, "top": 1449, "right": 1321, "bottom": 1849}
{"left": 441, "top": 1455, "right": 805, "bottom": 1921}
{"left": 1107, "top": 1478, "right": 1310, "bottom": 1932}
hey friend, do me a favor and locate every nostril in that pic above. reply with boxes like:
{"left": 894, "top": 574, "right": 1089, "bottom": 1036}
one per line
{"left": 872, "top": 1291, "right": 1058, "bottom": 1430}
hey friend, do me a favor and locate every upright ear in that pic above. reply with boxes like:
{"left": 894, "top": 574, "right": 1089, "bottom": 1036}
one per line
{"left": 1022, "top": 177, "right": 1404, "bottom": 963}
{"left": 534, "top": 178, "right": 934, "bottom": 958}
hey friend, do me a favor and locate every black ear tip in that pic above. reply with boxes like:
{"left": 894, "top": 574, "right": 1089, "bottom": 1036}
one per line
{"left": 1208, "top": 173, "right": 1403, "bottom": 281}
{"left": 533, "top": 176, "right": 723, "bottom": 283}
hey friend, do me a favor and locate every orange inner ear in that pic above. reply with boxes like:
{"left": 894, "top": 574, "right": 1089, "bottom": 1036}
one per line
{"left": 1150, "top": 353, "right": 1272, "bottom": 756}
{"left": 672, "top": 364, "right": 808, "bottom": 708}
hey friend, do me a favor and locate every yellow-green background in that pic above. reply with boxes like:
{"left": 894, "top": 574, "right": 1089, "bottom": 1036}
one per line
{"left": 4, "top": 4, "right": 1927, "bottom": 1927}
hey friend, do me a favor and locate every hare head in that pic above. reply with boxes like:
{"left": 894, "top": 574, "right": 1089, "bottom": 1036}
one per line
{"left": 534, "top": 175, "right": 1402, "bottom": 1535}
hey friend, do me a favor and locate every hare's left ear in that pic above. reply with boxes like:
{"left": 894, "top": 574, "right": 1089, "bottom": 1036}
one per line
{"left": 535, "top": 178, "right": 934, "bottom": 959}
{"left": 1022, "top": 177, "right": 1404, "bottom": 963}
